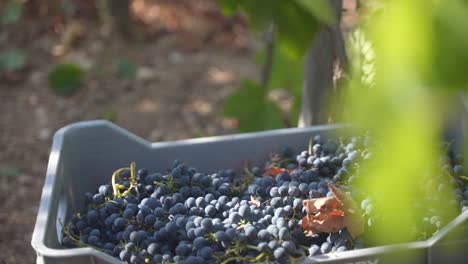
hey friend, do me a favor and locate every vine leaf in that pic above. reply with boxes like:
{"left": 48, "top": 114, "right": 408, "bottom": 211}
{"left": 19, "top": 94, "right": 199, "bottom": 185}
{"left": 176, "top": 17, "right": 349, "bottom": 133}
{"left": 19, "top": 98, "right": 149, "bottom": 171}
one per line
{"left": 224, "top": 80, "right": 283, "bottom": 132}
{"left": 2, "top": 0, "right": 22, "bottom": 25}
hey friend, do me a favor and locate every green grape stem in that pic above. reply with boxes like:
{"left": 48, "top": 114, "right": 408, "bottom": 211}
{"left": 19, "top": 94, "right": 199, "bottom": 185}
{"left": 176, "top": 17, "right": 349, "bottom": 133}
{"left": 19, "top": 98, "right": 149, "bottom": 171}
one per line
{"left": 112, "top": 162, "right": 137, "bottom": 198}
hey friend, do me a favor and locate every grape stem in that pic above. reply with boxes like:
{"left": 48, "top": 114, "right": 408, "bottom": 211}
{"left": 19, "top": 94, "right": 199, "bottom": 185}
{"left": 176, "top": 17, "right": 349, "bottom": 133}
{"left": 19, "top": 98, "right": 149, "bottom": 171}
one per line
{"left": 308, "top": 137, "right": 313, "bottom": 156}
{"left": 111, "top": 161, "right": 137, "bottom": 198}
{"left": 244, "top": 166, "right": 254, "bottom": 178}
{"left": 59, "top": 219, "right": 102, "bottom": 251}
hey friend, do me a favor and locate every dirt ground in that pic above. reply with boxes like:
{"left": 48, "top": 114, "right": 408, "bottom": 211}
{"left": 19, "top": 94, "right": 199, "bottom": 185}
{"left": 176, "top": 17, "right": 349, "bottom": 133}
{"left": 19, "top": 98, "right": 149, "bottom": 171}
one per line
{"left": 0, "top": 1, "right": 259, "bottom": 263}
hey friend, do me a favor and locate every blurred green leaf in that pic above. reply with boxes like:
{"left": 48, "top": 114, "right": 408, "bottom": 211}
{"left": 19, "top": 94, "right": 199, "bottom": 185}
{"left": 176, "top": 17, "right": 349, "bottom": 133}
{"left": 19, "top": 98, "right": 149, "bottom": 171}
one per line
{"left": 102, "top": 109, "right": 117, "bottom": 122}
{"left": 224, "top": 80, "right": 284, "bottom": 132}
{"left": 216, "top": 0, "right": 238, "bottom": 16}
{"left": 2, "top": 0, "right": 22, "bottom": 25}
{"left": 432, "top": 0, "right": 468, "bottom": 89}
{"left": 60, "top": 0, "right": 76, "bottom": 19}
{"left": 217, "top": 0, "right": 276, "bottom": 30}
{"left": 345, "top": 0, "right": 462, "bottom": 247}
{"left": 257, "top": 46, "right": 304, "bottom": 92}
{"left": 273, "top": 1, "right": 320, "bottom": 60}
{"left": 217, "top": 0, "right": 319, "bottom": 59}
{"left": 238, "top": 1, "right": 276, "bottom": 31}
{"left": 48, "top": 63, "right": 85, "bottom": 96}
{"left": 257, "top": 46, "right": 304, "bottom": 126}
{"left": 117, "top": 59, "right": 136, "bottom": 79}
{"left": 0, "top": 49, "right": 26, "bottom": 72}
{"left": 0, "top": 167, "right": 20, "bottom": 177}
{"left": 295, "top": 0, "right": 335, "bottom": 24}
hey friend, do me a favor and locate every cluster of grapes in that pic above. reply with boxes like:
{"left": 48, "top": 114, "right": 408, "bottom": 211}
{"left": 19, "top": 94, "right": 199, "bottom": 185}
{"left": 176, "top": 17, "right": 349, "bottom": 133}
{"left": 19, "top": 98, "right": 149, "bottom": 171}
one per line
{"left": 61, "top": 135, "right": 468, "bottom": 264}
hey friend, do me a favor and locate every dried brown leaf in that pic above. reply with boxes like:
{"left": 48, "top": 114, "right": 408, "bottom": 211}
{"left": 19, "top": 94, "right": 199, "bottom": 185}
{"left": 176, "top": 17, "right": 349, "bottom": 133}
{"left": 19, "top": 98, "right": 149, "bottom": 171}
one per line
{"left": 328, "top": 183, "right": 364, "bottom": 238}
{"left": 263, "top": 166, "right": 286, "bottom": 178}
{"left": 302, "top": 211, "right": 345, "bottom": 235}
{"left": 301, "top": 183, "right": 364, "bottom": 238}
{"left": 302, "top": 196, "right": 341, "bottom": 214}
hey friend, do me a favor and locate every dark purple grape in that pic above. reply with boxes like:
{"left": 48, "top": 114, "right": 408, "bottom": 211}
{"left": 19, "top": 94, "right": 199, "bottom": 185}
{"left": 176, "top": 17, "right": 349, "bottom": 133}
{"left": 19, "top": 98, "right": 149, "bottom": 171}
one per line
{"left": 175, "top": 243, "right": 192, "bottom": 257}
{"left": 308, "top": 244, "right": 320, "bottom": 256}
{"left": 144, "top": 214, "right": 156, "bottom": 226}
{"left": 336, "top": 246, "right": 347, "bottom": 252}
{"left": 273, "top": 247, "right": 286, "bottom": 260}
{"left": 119, "top": 249, "right": 131, "bottom": 262}
{"left": 320, "top": 241, "right": 332, "bottom": 254}
{"left": 238, "top": 204, "right": 251, "bottom": 219}
{"left": 113, "top": 217, "right": 125, "bottom": 231}
{"left": 198, "top": 247, "right": 213, "bottom": 260}
{"left": 61, "top": 236, "right": 74, "bottom": 247}
{"left": 204, "top": 205, "right": 216, "bottom": 217}
{"left": 193, "top": 237, "right": 206, "bottom": 250}
{"left": 278, "top": 227, "right": 291, "bottom": 240}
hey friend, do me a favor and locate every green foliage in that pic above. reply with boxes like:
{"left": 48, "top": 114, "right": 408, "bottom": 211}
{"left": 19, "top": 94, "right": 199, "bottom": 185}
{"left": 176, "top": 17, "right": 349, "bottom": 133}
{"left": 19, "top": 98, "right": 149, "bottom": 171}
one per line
{"left": 217, "top": 0, "right": 336, "bottom": 131}
{"left": 347, "top": 29, "right": 375, "bottom": 89}
{"left": 0, "top": 167, "right": 20, "bottom": 177}
{"left": 217, "top": 0, "right": 329, "bottom": 59}
{"left": 217, "top": 0, "right": 237, "bottom": 16}
{"left": 432, "top": 0, "right": 468, "bottom": 89}
{"left": 272, "top": 1, "right": 319, "bottom": 60}
{"left": 296, "top": 0, "right": 335, "bottom": 24}
{"left": 102, "top": 110, "right": 117, "bottom": 122}
{"left": 346, "top": 0, "right": 464, "bottom": 247}
{"left": 117, "top": 59, "right": 136, "bottom": 79}
{"left": 48, "top": 63, "right": 85, "bottom": 96}
{"left": 0, "top": 49, "right": 26, "bottom": 73}
{"left": 60, "top": 0, "right": 76, "bottom": 19}
{"left": 257, "top": 49, "right": 302, "bottom": 91}
{"left": 224, "top": 80, "right": 284, "bottom": 132}
{"left": 1, "top": 0, "right": 22, "bottom": 25}
{"left": 257, "top": 47, "right": 305, "bottom": 126}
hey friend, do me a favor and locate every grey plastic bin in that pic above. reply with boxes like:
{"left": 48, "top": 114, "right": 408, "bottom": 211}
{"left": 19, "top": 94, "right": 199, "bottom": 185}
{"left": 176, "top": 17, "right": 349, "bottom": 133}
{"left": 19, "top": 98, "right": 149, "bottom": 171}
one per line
{"left": 31, "top": 120, "right": 468, "bottom": 264}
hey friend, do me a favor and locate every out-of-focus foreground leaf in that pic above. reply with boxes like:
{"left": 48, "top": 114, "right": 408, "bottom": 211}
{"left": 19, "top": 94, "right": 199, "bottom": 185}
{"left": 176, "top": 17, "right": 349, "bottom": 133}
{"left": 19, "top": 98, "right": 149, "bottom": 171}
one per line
{"left": 432, "top": 0, "right": 468, "bottom": 89}
{"left": 345, "top": 0, "right": 461, "bottom": 246}
{"left": 295, "top": 0, "right": 335, "bottom": 25}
